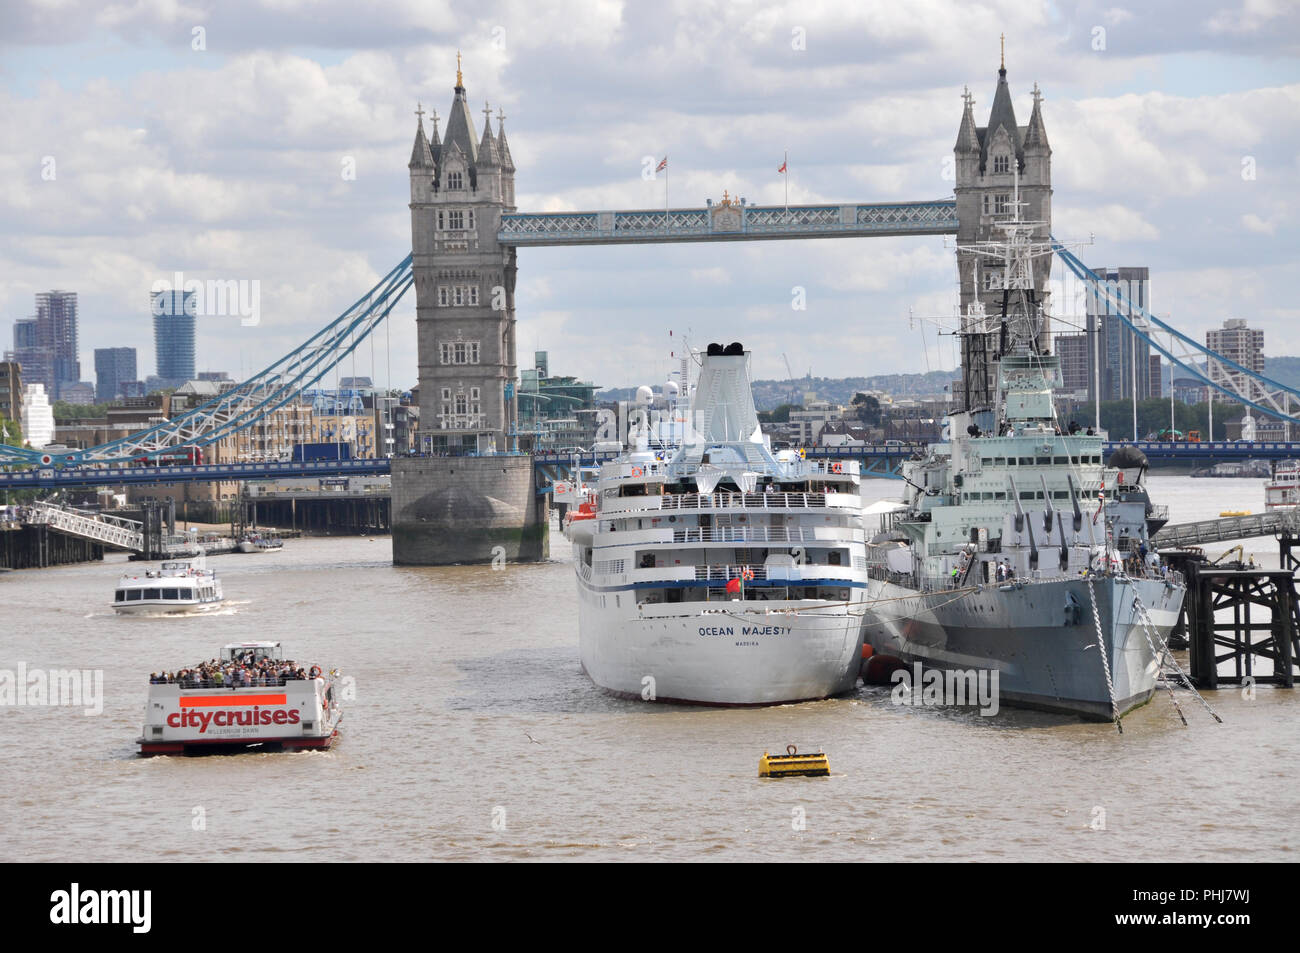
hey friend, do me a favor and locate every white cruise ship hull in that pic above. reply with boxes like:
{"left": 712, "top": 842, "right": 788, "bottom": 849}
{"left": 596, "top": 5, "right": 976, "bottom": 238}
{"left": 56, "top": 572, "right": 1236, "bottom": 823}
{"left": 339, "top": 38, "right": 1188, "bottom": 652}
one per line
{"left": 578, "top": 583, "right": 864, "bottom": 705}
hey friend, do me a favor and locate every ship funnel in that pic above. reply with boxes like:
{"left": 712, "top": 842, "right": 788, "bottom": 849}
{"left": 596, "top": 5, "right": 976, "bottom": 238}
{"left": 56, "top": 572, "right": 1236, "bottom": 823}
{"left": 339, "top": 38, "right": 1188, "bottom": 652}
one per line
{"left": 684, "top": 343, "right": 762, "bottom": 445}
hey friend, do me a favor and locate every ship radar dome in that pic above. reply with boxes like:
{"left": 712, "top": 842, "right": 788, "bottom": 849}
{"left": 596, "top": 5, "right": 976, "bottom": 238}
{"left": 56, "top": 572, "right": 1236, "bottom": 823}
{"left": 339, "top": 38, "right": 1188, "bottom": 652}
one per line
{"left": 664, "top": 380, "right": 680, "bottom": 397}
{"left": 635, "top": 385, "right": 654, "bottom": 405}
{"left": 1107, "top": 446, "right": 1149, "bottom": 470}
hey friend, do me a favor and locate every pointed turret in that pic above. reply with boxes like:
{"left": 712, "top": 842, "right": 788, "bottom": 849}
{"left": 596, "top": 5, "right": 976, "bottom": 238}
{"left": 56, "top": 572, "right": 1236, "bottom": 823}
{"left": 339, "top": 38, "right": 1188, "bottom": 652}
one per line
{"left": 478, "top": 108, "right": 500, "bottom": 168}
{"left": 442, "top": 64, "right": 479, "bottom": 165}
{"left": 1024, "top": 82, "right": 1050, "bottom": 151}
{"left": 497, "top": 109, "right": 515, "bottom": 172}
{"left": 955, "top": 86, "right": 980, "bottom": 153}
{"left": 981, "top": 62, "right": 1024, "bottom": 173}
{"left": 409, "top": 104, "right": 434, "bottom": 169}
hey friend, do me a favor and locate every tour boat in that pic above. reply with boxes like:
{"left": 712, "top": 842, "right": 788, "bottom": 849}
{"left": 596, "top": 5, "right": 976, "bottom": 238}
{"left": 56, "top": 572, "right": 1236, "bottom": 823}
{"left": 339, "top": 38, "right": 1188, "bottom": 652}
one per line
{"left": 138, "top": 641, "right": 342, "bottom": 755}
{"left": 1265, "top": 461, "right": 1300, "bottom": 510}
{"left": 113, "top": 557, "right": 224, "bottom": 615}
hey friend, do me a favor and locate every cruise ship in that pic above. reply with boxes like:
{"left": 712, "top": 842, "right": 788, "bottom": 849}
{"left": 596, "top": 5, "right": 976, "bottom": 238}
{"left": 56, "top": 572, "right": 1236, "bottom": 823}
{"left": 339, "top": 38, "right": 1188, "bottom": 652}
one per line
{"left": 860, "top": 196, "right": 1186, "bottom": 721}
{"left": 565, "top": 342, "right": 870, "bottom": 705}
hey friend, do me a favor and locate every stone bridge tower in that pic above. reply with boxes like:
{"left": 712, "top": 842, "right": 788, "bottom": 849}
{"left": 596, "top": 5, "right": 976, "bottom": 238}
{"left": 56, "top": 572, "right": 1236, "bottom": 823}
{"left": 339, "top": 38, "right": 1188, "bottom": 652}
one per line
{"left": 953, "top": 46, "right": 1052, "bottom": 414}
{"left": 392, "top": 61, "right": 547, "bottom": 565}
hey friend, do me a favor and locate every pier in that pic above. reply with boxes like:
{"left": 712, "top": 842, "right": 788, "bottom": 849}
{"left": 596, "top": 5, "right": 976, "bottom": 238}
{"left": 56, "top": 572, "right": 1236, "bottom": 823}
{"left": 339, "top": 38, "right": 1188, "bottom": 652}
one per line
{"left": 1181, "top": 560, "right": 1300, "bottom": 689}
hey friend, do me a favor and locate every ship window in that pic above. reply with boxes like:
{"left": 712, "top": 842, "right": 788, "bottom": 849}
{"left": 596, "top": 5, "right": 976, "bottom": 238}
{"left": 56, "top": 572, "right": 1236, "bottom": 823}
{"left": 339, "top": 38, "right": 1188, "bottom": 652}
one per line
{"left": 1020, "top": 492, "right": 1034, "bottom": 501}
{"left": 182, "top": 589, "right": 195, "bottom": 599}
{"left": 1053, "top": 457, "right": 1067, "bottom": 465}
{"left": 127, "top": 590, "right": 141, "bottom": 600}
{"left": 1036, "top": 457, "right": 1050, "bottom": 465}
{"left": 995, "top": 458, "right": 1005, "bottom": 466}
{"left": 115, "top": 589, "right": 125, "bottom": 601}
{"left": 995, "top": 492, "right": 1006, "bottom": 500}
{"left": 163, "top": 588, "right": 179, "bottom": 600}
{"left": 144, "top": 588, "right": 161, "bottom": 600}
{"left": 1019, "top": 457, "right": 1033, "bottom": 466}
{"left": 1006, "top": 457, "right": 1016, "bottom": 466}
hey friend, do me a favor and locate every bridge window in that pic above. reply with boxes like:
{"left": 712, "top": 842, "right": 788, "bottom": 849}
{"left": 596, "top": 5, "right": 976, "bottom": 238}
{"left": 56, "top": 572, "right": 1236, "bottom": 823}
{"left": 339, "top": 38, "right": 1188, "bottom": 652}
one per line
{"left": 441, "top": 387, "right": 451, "bottom": 400}
{"left": 993, "top": 154, "right": 1010, "bottom": 175}
{"left": 438, "top": 287, "right": 449, "bottom": 307}
{"left": 448, "top": 171, "right": 463, "bottom": 190}
{"left": 453, "top": 287, "right": 464, "bottom": 306}
{"left": 469, "top": 342, "right": 480, "bottom": 363}
{"left": 468, "top": 285, "right": 479, "bottom": 306}
{"left": 454, "top": 342, "right": 466, "bottom": 363}
{"left": 448, "top": 210, "right": 465, "bottom": 230}
{"left": 994, "top": 193, "right": 1009, "bottom": 214}
{"left": 982, "top": 269, "right": 1003, "bottom": 291}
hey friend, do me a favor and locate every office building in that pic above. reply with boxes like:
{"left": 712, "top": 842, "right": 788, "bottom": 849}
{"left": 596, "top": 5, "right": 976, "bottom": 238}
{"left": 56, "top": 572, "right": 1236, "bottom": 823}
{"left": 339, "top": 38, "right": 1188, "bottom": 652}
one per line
{"left": 151, "top": 289, "right": 197, "bottom": 389}
{"left": 94, "top": 347, "right": 138, "bottom": 402}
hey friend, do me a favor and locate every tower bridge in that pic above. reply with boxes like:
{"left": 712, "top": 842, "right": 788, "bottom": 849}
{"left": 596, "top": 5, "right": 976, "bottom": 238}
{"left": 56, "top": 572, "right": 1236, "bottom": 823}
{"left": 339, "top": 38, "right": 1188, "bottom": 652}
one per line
{"left": 5, "top": 55, "right": 1299, "bottom": 566}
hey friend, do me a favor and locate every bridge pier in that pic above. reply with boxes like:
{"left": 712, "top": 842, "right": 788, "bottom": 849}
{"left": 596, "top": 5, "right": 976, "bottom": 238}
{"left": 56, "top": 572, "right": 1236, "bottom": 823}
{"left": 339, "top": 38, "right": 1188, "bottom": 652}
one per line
{"left": 391, "top": 456, "right": 547, "bottom": 565}
{"left": 1184, "top": 562, "right": 1300, "bottom": 689}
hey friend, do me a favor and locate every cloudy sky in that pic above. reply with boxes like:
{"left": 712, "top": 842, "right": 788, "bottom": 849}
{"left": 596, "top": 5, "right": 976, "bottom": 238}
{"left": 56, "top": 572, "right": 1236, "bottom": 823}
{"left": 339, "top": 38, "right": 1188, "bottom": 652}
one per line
{"left": 2, "top": 0, "right": 1297, "bottom": 394}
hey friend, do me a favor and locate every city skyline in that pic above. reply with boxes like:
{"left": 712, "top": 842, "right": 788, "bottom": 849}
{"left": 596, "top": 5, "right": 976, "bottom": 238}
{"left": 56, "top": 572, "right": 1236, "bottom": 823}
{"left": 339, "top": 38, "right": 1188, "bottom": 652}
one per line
{"left": 2, "top": 1, "right": 1297, "bottom": 392}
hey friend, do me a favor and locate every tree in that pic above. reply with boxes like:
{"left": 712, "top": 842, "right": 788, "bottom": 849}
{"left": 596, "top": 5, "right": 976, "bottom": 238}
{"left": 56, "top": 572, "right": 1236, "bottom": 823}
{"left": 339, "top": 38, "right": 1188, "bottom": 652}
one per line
{"left": 0, "top": 416, "right": 20, "bottom": 447}
{"left": 850, "top": 392, "right": 881, "bottom": 425}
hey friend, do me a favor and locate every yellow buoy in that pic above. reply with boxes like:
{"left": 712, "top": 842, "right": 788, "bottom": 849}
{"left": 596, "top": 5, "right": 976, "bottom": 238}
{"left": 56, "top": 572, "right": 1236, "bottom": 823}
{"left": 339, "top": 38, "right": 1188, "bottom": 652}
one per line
{"left": 759, "top": 744, "right": 830, "bottom": 778}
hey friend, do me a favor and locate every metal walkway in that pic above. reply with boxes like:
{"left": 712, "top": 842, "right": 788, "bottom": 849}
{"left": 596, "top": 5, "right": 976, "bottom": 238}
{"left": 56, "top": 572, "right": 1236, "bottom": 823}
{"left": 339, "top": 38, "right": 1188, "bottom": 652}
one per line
{"left": 1155, "top": 510, "right": 1300, "bottom": 548}
{"left": 23, "top": 502, "right": 144, "bottom": 551}
{"left": 498, "top": 200, "right": 958, "bottom": 246}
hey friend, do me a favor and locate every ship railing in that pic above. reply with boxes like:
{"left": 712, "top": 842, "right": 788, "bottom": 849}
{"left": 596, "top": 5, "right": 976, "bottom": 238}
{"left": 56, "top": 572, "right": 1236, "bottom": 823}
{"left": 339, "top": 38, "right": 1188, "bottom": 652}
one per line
{"left": 670, "top": 526, "right": 859, "bottom": 544}
{"left": 695, "top": 564, "right": 770, "bottom": 581}
{"left": 1147, "top": 504, "right": 1170, "bottom": 521}
{"left": 148, "top": 676, "right": 315, "bottom": 688}
{"left": 659, "top": 491, "right": 830, "bottom": 511}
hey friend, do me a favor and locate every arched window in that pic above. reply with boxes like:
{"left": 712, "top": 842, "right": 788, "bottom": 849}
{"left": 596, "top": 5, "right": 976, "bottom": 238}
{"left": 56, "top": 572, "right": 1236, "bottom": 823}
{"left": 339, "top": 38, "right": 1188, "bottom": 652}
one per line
{"left": 992, "top": 154, "right": 1010, "bottom": 175}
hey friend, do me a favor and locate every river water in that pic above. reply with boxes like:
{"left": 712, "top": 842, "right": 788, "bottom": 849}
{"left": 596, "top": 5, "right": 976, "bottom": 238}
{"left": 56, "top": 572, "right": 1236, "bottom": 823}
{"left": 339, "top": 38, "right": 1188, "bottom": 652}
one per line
{"left": 1, "top": 475, "right": 1296, "bottom": 862}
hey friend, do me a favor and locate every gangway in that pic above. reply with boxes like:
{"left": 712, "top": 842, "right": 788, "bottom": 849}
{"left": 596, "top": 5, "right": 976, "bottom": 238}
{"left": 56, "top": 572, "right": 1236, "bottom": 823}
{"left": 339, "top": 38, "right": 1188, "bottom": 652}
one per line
{"left": 23, "top": 502, "right": 144, "bottom": 551}
{"left": 1155, "top": 510, "right": 1300, "bottom": 549}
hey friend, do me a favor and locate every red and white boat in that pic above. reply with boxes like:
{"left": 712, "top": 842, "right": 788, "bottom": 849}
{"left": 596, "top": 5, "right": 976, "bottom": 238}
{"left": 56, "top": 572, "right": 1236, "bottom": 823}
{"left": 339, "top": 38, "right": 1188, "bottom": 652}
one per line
{"left": 1265, "top": 461, "right": 1300, "bottom": 510}
{"left": 138, "top": 641, "right": 342, "bottom": 755}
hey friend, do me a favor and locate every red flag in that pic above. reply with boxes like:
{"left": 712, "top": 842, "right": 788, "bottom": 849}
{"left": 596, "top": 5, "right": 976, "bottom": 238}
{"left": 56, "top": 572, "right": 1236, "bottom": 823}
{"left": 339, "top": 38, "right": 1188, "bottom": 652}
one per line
{"left": 656, "top": 156, "right": 667, "bottom": 172}
{"left": 778, "top": 160, "right": 787, "bottom": 173}
{"left": 726, "top": 577, "right": 741, "bottom": 594}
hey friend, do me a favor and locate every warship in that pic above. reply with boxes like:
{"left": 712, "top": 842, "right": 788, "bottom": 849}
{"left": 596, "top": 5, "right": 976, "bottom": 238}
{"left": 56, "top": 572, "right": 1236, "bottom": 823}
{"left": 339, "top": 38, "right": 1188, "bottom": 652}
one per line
{"left": 860, "top": 189, "right": 1186, "bottom": 721}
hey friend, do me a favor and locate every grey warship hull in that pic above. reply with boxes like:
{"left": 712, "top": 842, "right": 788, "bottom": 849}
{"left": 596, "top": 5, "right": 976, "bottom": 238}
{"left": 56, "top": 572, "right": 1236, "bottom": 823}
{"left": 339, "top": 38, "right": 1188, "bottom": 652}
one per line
{"left": 863, "top": 573, "right": 1184, "bottom": 720}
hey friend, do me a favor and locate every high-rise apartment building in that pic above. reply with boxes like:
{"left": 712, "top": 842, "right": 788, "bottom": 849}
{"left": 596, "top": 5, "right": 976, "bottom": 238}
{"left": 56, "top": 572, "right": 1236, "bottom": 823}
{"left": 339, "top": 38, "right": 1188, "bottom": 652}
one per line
{"left": 1085, "top": 266, "right": 1151, "bottom": 404}
{"left": 35, "top": 290, "right": 80, "bottom": 398}
{"left": 151, "top": 289, "right": 197, "bottom": 389}
{"left": 1206, "top": 318, "right": 1265, "bottom": 404}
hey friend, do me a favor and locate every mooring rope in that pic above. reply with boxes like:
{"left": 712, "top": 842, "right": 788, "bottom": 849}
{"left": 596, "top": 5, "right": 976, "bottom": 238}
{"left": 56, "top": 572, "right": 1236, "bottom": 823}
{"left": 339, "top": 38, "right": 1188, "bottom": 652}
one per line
{"left": 1124, "top": 574, "right": 1222, "bottom": 724}
{"left": 1086, "top": 575, "right": 1123, "bottom": 733}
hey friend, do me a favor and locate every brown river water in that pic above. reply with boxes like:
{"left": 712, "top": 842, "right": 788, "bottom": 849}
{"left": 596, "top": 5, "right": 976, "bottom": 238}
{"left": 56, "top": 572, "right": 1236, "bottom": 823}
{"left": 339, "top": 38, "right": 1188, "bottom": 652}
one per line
{"left": 1, "top": 475, "right": 1296, "bottom": 862}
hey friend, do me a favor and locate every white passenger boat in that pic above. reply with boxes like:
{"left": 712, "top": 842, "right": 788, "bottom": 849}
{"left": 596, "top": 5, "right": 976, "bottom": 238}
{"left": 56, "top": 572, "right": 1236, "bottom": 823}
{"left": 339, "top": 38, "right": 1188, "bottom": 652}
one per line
{"left": 138, "top": 641, "right": 342, "bottom": 755}
{"left": 1265, "top": 461, "right": 1300, "bottom": 510}
{"left": 564, "top": 342, "right": 869, "bottom": 705}
{"left": 113, "top": 557, "right": 224, "bottom": 615}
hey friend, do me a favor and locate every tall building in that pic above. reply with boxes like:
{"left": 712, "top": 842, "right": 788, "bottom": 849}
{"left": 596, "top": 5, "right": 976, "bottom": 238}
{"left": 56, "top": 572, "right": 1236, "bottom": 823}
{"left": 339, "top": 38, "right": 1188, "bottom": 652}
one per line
{"left": 1149, "top": 354, "right": 1163, "bottom": 398}
{"left": 954, "top": 51, "right": 1052, "bottom": 413}
{"left": 1085, "top": 266, "right": 1151, "bottom": 404}
{"left": 151, "top": 289, "right": 197, "bottom": 389}
{"left": 6, "top": 317, "right": 54, "bottom": 397}
{"left": 1055, "top": 333, "right": 1090, "bottom": 398}
{"left": 0, "top": 361, "right": 21, "bottom": 425}
{"left": 1206, "top": 318, "right": 1265, "bottom": 404}
{"left": 94, "top": 347, "right": 138, "bottom": 402}
{"left": 21, "top": 382, "right": 55, "bottom": 448}
{"left": 408, "top": 69, "right": 518, "bottom": 453}
{"left": 35, "top": 291, "right": 80, "bottom": 398}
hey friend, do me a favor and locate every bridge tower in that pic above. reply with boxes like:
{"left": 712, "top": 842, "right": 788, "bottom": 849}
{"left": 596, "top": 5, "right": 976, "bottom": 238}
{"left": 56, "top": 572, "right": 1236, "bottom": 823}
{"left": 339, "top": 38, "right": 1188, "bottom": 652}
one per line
{"left": 392, "top": 61, "right": 547, "bottom": 565}
{"left": 954, "top": 45, "right": 1052, "bottom": 415}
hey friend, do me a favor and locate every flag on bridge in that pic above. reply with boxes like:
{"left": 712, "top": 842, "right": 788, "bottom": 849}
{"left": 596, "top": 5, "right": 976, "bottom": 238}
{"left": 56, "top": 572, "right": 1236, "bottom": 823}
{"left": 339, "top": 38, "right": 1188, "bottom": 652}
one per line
{"left": 656, "top": 156, "right": 667, "bottom": 172}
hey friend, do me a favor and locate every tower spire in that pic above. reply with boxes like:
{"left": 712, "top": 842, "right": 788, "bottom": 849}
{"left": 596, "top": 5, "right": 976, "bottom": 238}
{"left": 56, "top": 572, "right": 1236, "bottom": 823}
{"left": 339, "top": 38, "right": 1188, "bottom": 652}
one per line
{"left": 456, "top": 50, "right": 463, "bottom": 88}
{"left": 1000, "top": 33, "right": 1005, "bottom": 71}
